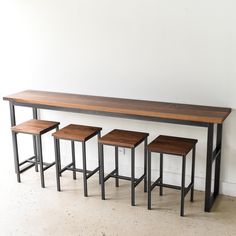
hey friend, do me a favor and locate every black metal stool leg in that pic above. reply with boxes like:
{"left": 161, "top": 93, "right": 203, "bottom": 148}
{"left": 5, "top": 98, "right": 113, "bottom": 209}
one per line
{"left": 71, "top": 141, "right": 76, "bottom": 180}
{"left": 191, "top": 145, "right": 196, "bottom": 202}
{"left": 32, "top": 108, "right": 38, "bottom": 172}
{"left": 181, "top": 155, "right": 186, "bottom": 216}
{"left": 97, "top": 132, "right": 101, "bottom": 185}
{"left": 160, "top": 153, "right": 163, "bottom": 196}
{"left": 131, "top": 148, "right": 135, "bottom": 206}
{"left": 57, "top": 138, "right": 62, "bottom": 177}
{"left": 144, "top": 138, "right": 147, "bottom": 192}
{"left": 82, "top": 141, "right": 88, "bottom": 197}
{"left": 33, "top": 135, "right": 38, "bottom": 172}
{"left": 99, "top": 143, "right": 105, "bottom": 200}
{"left": 36, "top": 135, "right": 45, "bottom": 188}
{"left": 148, "top": 150, "right": 152, "bottom": 210}
{"left": 12, "top": 132, "right": 21, "bottom": 183}
{"left": 115, "top": 146, "right": 119, "bottom": 187}
{"left": 54, "top": 138, "right": 61, "bottom": 191}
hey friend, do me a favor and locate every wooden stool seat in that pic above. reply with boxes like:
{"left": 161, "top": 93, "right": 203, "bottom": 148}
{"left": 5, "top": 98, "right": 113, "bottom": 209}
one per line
{"left": 11, "top": 119, "right": 59, "bottom": 135}
{"left": 148, "top": 135, "right": 198, "bottom": 156}
{"left": 147, "top": 135, "right": 197, "bottom": 216}
{"left": 98, "top": 129, "right": 149, "bottom": 148}
{"left": 98, "top": 129, "right": 149, "bottom": 206}
{"left": 52, "top": 124, "right": 102, "bottom": 196}
{"left": 11, "top": 119, "right": 60, "bottom": 188}
{"left": 52, "top": 124, "right": 102, "bottom": 141}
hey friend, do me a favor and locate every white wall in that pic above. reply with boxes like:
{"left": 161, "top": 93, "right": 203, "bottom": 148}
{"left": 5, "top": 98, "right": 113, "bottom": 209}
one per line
{"left": 0, "top": 1, "right": 236, "bottom": 196}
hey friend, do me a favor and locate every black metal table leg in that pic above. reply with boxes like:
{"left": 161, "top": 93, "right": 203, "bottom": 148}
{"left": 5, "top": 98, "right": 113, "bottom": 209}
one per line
{"left": 205, "top": 123, "right": 214, "bottom": 212}
{"left": 131, "top": 148, "right": 135, "bottom": 206}
{"left": 160, "top": 153, "right": 163, "bottom": 196}
{"left": 97, "top": 132, "right": 101, "bottom": 185}
{"left": 32, "top": 108, "right": 38, "bottom": 172}
{"left": 147, "top": 150, "right": 151, "bottom": 210}
{"left": 10, "top": 103, "right": 21, "bottom": 182}
{"left": 12, "top": 132, "right": 21, "bottom": 183}
{"left": 181, "top": 155, "right": 186, "bottom": 216}
{"left": 115, "top": 146, "right": 119, "bottom": 187}
{"left": 214, "top": 124, "right": 222, "bottom": 198}
{"left": 82, "top": 141, "right": 88, "bottom": 197}
{"left": 144, "top": 138, "right": 147, "bottom": 192}
{"left": 191, "top": 145, "right": 196, "bottom": 202}
{"left": 71, "top": 141, "right": 76, "bottom": 180}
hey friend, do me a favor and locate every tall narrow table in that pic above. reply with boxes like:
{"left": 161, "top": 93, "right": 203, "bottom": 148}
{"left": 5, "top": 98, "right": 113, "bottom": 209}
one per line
{"left": 3, "top": 90, "right": 231, "bottom": 212}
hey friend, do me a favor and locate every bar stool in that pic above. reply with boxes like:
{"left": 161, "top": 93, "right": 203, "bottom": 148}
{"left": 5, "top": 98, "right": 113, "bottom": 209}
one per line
{"left": 147, "top": 135, "right": 197, "bottom": 216}
{"left": 52, "top": 124, "right": 102, "bottom": 197}
{"left": 98, "top": 129, "right": 149, "bottom": 206}
{"left": 11, "top": 119, "right": 60, "bottom": 188}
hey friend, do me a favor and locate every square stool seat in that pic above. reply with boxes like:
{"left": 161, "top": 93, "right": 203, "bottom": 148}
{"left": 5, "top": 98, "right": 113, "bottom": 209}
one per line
{"left": 52, "top": 124, "right": 102, "bottom": 196}
{"left": 147, "top": 135, "right": 198, "bottom": 216}
{"left": 52, "top": 124, "right": 102, "bottom": 141}
{"left": 148, "top": 135, "right": 198, "bottom": 156}
{"left": 11, "top": 119, "right": 60, "bottom": 135}
{"left": 98, "top": 129, "right": 149, "bottom": 148}
{"left": 98, "top": 129, "right": 149, "bottom": 206}
{"left": 11, "top": 118, "right": 60, "bottom": 188}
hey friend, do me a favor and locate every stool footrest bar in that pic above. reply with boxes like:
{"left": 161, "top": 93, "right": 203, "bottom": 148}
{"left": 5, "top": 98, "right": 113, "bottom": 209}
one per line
{"left": 19, "top": 163, "right": 35, "bottom": 173}
{"left": 60, "top": 163, "right": 74, "bottom": 174}
{"left": 62, "top": 166, "right": 100, "bottom": 179}
{"left": 184, "top": 182, "right": 193, "bottom": 197}
{"left": 104, "top": 169, "right": 117, "bottom": 182}
{"left": 19, "top": 156, "right": 36, "bottom": 166}
{"left": 43, "top": 162, "right": 55, "bottom": 171}
{"left": 86, "top": 166, "right": 100, "bottom": 179}
{"left": 151, "top": 177, "right": 161, "bottom": 191}
{"left": 157, "top": 183, "right": 182, "bottom": 191}
{"left": 134, "top": 173, "right": 145, "bottom": 187}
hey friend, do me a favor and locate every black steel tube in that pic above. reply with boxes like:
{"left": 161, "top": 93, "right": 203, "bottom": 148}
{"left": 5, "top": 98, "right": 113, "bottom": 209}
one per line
{"left": 32, "top": 108, "right": 38, "bottom": 172}
{"left": 115, "top": 146, "right": 119, "bottom": 187}
{"left": 214, "top": 124, "right": 223, "bottom": 198}
{"left": 181, "top": 155, "right": 186, "bottom": 216}
{"left": 99, "top": 143, "right": 105, "bottom": 200}
{"left": 148, "top": 151, "right": 152, "bottom": 210}
{"left": 82, "top": 141, "right": 88, "bottom": 197}
{"left": 71, "top": 141, "right": 76, "bottom": 180}
{"left": 36, "top": 135, "right": 45, "bottom": 188}
{"left": 144, "top": 138, "right": 147, "bottom": 192}
{"left": 160, "top": 153, "right": 163, "bottom": 196}
{"left": 191, "top": 145, "right": 196, "bottom": 202}
{"left": 205, "top": 123, "right": 214, "bottom": 212}
{"left": 54, "top": 138, "right": 61, "bottom": 191}
{"left": 131, "top": 148, "right": 135, "bottom": 206}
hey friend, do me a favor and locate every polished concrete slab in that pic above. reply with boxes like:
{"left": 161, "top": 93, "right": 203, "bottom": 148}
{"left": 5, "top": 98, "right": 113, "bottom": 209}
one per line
{"left": 0, "top": 166, "right": 236, "bottom": 236}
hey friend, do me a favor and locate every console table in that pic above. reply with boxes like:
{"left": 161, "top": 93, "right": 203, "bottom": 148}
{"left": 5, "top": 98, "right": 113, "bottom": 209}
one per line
{"left": 3, "top": 90, "right": 231, "bottom": 212}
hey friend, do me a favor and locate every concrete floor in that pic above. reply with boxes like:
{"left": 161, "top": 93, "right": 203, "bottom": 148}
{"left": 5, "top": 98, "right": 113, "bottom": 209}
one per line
{"left": 1, "top": 167, "right": 236, "bottom": 236}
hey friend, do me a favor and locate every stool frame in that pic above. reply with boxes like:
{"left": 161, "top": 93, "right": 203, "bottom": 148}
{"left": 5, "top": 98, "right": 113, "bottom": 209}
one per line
{"left": 53, "top": 131, "right": 101, "bottom": 197}
{"left": 11, "top": 108, "right": 59, "bottom": 188}
{"left": 148, "top": 145, "right": 196, "bottom": 216}
{"left": 99, "top": 138, "right": 148, "bottom": 206}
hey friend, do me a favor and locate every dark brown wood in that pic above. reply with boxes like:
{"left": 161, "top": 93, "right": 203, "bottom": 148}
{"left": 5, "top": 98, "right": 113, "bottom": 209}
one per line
{"left": 148, "top": 135, "right": 198, "bottom": 156}
{"left": 3, "top": 90, "right": 231, "bottom": 124}
{"left": 11, "top": 119, "right": 60, "bottom": 135}
{"left": 98, "top": 129, "right": 149, "bottom": 148}
{"left": 52, "top": 124, "right": 102, "bottom": 141}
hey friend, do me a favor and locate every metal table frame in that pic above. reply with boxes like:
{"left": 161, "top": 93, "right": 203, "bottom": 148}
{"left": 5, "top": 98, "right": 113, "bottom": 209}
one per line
{"left": 8, "top": 100, "right": 222, "bottom": 212}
